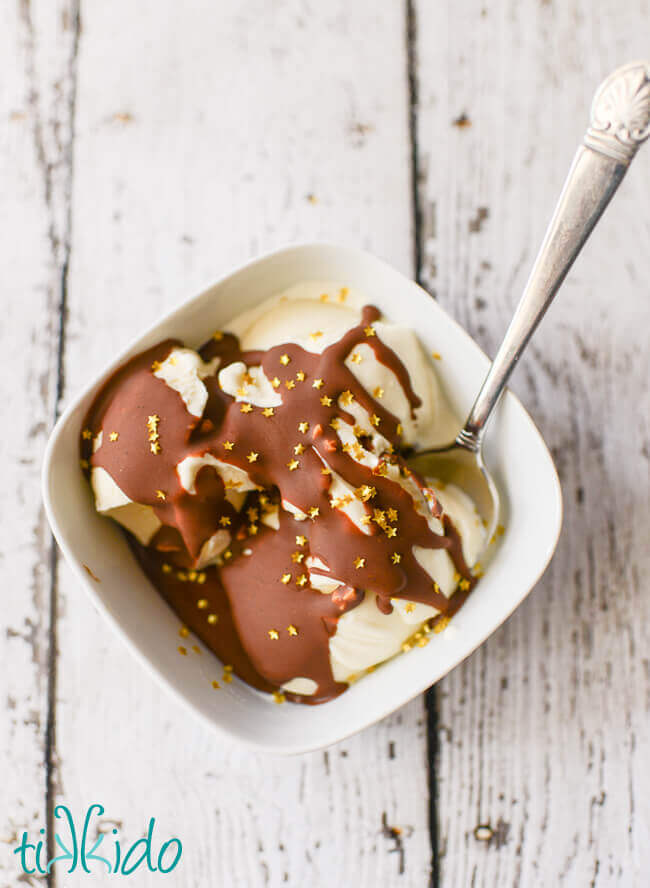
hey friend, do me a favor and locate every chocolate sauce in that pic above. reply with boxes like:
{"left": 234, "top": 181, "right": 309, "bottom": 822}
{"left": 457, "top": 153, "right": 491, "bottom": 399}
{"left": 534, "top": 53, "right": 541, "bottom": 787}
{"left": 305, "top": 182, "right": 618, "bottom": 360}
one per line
{"left": 82, "top": 306, "right": 477, "bottom": 704}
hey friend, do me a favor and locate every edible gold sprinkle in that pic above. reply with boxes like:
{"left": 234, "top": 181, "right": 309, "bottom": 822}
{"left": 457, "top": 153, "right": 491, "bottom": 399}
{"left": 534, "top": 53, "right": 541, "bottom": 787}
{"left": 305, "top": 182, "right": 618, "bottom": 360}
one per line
{"left": 405, "top": 602, "right": 416, "bottom": 613}
{"left": 156, "top": 489, "right": 166, "bottom": 500}
{"left": 178, "top": 646, "right": 187, "bottom": 655}
{"left": 287, "top": 624, "right": 298, "bottom": 636}
{"left": 364, "top": 325, "right": 376, "bottom": 337}
{"left": 191, "top": 645, "right": 201, "bottom": 654}
{"left": 207, "top": 614, "right": 218, "bottom": 624}
{"left": 271, "top": 377, "right": 281, "bottom": 388}
{"left": 312, "top": 378, "right": 324, "bottom": 389}
{"left": 340, "top": 390, "right": 354, "bottom": 406}
{"left": 197, "top": 599, "right": 208, "bottom": 609}
{"left": 248, "top": 523, "right": 259, "bottom": 535}
{"left": 150, "top": 442, "right": 161, "bottom": 455}
{"left": 329, "top": 418, "right": 340, "bottom": 430}
{"left": 296, "top": 370, "right": 306, "bottom": 382}
{"left": 247, "top": 507, "right": 259, "bottom": 521}
{"left": 356, "top": 485, "right": 376, "bottom": 502}
{"left": 387, "top": 507, "right": 398, "bottom": 521}
{"left": 262, "top": 407, "right": 274, "bottom": 417}
{"left": 247, "top": 451, "right": 259, "bottom": 463}
{"left": 385, "top": 526, "right": 397, "bottom": 538}
{"left": 223, "top": 440, "right": 234, "bottom": 450}
{"left": 272, "top": 691, "right": 286, "bottom": 703}
{"left": 298, "top": 421, "right": 309, "bottom": 434}
{"left": 178, "top": 626, "right": 189, "bottom": 638}
{"left": 373, "top": 386, "right": 384, "bottom": 399}
{"left": 224, "top": 664, "right": 233, "bottom": 672}
{"left": 236, "top": 387, "right": 248, "bottom": 397}
{"left": 223, "top": 549, "right": 233, "bottom": 560}
{"left": 459, "top": 577, "right": 470, "bottom": 591}
{"left": 212, "top": 331, "right": 224, "bottom": 341}
{"left": 354, "top": 557, "right": 366, "bottom": 569}
{"left": 320, "top": 293, "right": 329, "bottom": 302}
{"left": 240, "top": 403, "right": 253, "bottom": 413}
{"left": 396, "top": 423, "right": 403, "bottom": 436}
{"left": 281, "top": 573, "right": 292, "bottom": 584}
{"left": 212, "top": 680, "right": 220, "bottom": 689}
{"left": 151, "top": 360, "right": 162, "bottom": 372}
{"left": 294, "top": 443, "right": 305, "bottom": 455}
{"left": 417, "top": 637, "right": 430, "bottom": 647}
{"left": 309, "top": 331, "right": 323, "bottom": 340}
{"left": 285, "top": 379, "right": 296, "bottom": 390}
{"left": 296, "top": 574, "right": 308, "bottom": 587}
{"left": 321, "top": 466, "right": 331, "bottom": 475}
{"left": 370, "top": 414, "right": 381, "bottom": 427}
{"left": 268, "top": 629, "right": 280, "bottom": 640}
{"left": 338, "top": 287, "right": 348, "bottom": 302}
{"left": 432, "top": 351, "right": 442, "bottom": 360}
{"left": 433, "top": 616, "right": 450, "bottom": 634}
{"left": 197, "top": 572, "right": 206, "bottom": 584}
{"left": 308, "top": 507, "right": 320, "bottom": 519}
{"left": 162, "top": 564, "right": 172, "bottom": 574}
{"left": 392, "top": 553, "right": 401, "bottom": 564}
{"left": 82, "top": 428, "right": 92, "bottom": 440}
{"left": 287, "top": 459, "right": 299, "bottom": 471}
{"left": 219, "top": 516, "right": 231, "bottom": 526}
{"left": 106, "top": 431, "right": 119, "bottom": 442}
{"left": 360, "top": 515, "right": 372, "bottom": 526}
{"left": 291, "top": 551, "right": 304, "bottom": 563}
{"left": 350, "top": 352, "right": 362, "bottom": 364}
{"left": 280, "top": 354, "right": 291, "bottom": 366}
{"left": 80, "top": 459, "right": 89, "bottom": 469}
{"left": 320, "top": 395, "right": 333, "bottom": 407}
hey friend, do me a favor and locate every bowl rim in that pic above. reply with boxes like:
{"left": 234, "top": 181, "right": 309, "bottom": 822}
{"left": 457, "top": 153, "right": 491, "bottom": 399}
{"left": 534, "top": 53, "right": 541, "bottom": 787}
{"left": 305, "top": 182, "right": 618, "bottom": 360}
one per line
{"left": 42, "top": 240, "right": 563, "bottom": 754}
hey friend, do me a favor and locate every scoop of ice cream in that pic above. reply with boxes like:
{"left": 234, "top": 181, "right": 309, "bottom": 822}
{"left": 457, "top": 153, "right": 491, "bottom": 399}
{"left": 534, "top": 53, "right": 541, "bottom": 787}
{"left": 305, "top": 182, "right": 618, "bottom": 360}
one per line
{"left": 81, "top": 282, "right": 484, "bottom": 704}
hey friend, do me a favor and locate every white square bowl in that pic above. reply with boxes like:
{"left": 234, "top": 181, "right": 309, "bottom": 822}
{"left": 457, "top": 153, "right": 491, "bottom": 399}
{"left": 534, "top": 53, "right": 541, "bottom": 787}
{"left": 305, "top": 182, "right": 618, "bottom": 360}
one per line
{"left": 42, "top": 243, "right": 562, "bottom": 754}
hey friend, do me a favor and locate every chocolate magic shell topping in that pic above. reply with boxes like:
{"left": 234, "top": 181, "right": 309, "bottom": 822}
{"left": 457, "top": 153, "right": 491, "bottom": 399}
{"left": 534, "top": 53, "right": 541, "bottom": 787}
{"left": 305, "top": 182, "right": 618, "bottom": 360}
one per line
{"left": 81, "top": 304, "right": 477, "bottom": 704}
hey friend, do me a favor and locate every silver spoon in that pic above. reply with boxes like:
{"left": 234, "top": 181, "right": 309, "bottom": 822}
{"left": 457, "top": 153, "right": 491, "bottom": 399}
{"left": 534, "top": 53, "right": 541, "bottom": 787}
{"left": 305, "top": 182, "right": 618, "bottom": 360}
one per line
{"left": 408, "top": 61, "right": 650, "bottom": 549}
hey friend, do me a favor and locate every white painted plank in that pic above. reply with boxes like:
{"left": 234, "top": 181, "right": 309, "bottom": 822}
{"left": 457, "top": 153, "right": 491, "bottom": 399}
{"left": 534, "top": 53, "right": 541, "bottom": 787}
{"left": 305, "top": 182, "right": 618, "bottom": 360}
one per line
{"left": 56, "top": 2, "right": 431, "bottom": 886}
{"left": 414, "top": 0, "right": 650, "bottom": 884}
{"left": 0, "top": 0, "right": 77, "bottom": 882}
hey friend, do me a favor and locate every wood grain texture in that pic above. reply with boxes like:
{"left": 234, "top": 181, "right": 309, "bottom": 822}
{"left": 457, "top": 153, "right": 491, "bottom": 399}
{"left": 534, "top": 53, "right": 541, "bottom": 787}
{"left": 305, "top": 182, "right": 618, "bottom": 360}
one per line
{"left": 413, "top": 0, "right": 650, "bottom": 885}
{"left": 0, "top": 0, "right": 78, "bottom": 882}
{"left": 54, "top": 2, "right": 431, "bottom": 886}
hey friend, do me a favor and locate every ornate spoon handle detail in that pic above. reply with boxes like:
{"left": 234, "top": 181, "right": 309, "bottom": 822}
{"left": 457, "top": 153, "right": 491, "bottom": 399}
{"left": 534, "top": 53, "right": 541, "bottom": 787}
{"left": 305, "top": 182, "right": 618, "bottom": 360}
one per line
{"left": 460, "top": 61, "right": 650, "bottom": 446}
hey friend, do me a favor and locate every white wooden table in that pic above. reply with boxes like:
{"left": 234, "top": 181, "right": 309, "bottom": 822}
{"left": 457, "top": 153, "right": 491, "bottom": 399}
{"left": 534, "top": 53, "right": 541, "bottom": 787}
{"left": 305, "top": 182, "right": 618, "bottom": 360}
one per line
{"left": 2, "top": 2, "right": 649, "bottom": 885}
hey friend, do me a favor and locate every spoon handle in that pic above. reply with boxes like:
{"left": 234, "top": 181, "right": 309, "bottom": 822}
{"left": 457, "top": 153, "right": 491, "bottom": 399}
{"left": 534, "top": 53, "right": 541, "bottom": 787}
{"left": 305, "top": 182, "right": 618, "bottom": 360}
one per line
{"left": 458, "top": 61, "right": 650, "bottom": 452}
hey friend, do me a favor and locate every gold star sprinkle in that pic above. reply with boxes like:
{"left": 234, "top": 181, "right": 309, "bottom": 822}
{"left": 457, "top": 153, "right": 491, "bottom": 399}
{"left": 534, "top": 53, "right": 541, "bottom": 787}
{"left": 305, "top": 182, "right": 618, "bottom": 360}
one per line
{"left": 391, "top": 553, "right": 401, "bottom": 564}
{"left": 272, "top": 691, "right": 286, "bottom": 703}
{"left": 350, "top": 352, "right": 362, "bottom": 364}
{"left": 385, "top": 526, "right": 397, "bottom": 538}
{"left": 396, "top": 423, "right": 403, "bottom": 436}
{"left": 285, "top": 379, "right": 296, "bottom": 390}
{"left": 178, "top": 646, "right": 187, "bottom": 655}
{"left": 197, "top": 599, "right": 208, "bottom": 609}
{"left": 296, "top": 574, "right": 308, "bottom": 587}
{"left": 240, "top": 403, "right": 253, "bottom": 413}
{"left": 150, "top": 442, "right": 161, "bottom": 455}
{"left": 109, "top": 431, "right": 119, "bottom": 442}
{"left": 271, "top": 376, "right": 281, "bottom": 388}
{"left": 356, "top": 485, "right": 376, "bottom": 502}
{"left": 287, "top": 624, "right": 298, "bottom": 636}
{"left": 247, "top": 451, "right": 259, "bottom": 463}
{"left": 147, "top": 414, "right": 159, "bottom": 426}
{"left": 309, "top": 331, "right": 323, "bottom": 341}
{"left": 370, "top": 414, "right": 381, "bottom": 427}
{"left": 458, "top": 577, "right": 471, "bottom": 591}
{"left": 287, "top": 459, "right": 299, "bottom": 471}
{"left": 223, "top": 549, "right": 233, "bottom": 560}
{"left": 373, "top": 387, "right": 385, "bottom": 399}
{"left": 364, "top": 325, "right": 376, "bottom": 337}
{"left": 338, "top": 287, "right": 348, "bottom": 302}
{"left": 162, "top": 564, "right": 173, "bottom": 574}
{"left": 212, "top": 331, "right": 224, "bottom": 341}
{"left": 296, "top": 535, "right": 307, "bottom": 547}
{"left": 268, "top": 629, "right": 280, "bottom": 640}
{"left": 178, "top": 625, "right": 189, "bottom": 637}
{"left": 247, "top": 507, "right": 259, "bottom": 521}
{"left": 280, "top": 354, "right": 290, "bottom": 366}
{"left": 82, "top": 428, "right": 92, "bottom": 440}
{"left": 354, "top": 557, "right": 366, "bottom": 569}
{"left": 433, "top": 616, "right": 450, "bottom": 634}
{"left": 329, "top": 418, "right": 340, "bottom": 430}
{"left": 293, "top": 443, "right": 305, "bottom": 455}
{"left": 432, "top": 352, "right": 442, "bottom": 361}
{"left": 151, "top": 360, "right": 162, "bottom": 372}
{"left": 212, "top": 680, "right": 220, "bottom": 689}
{"left": 321, "top": 466, "right": 331, "bottom": 475}
{"left": 262, "top": 407, "right": 274, "bottom": 417}
{"left": 320, "top": 395, "right": 333, "bottom": 407}
{"left": 281, "top": 573, "right": 291, "bottom": 584}
{"left": 291, "top": 551, "right": 304, "bottom": 563}
{"left": 222, "top": 671, "right": 233, "bottom": 683}
{"left": 156, "top": 489, "right": 166, "bottom": 501}
{"left": 405, "top": 602, "right": 416, "bottom": 613}
{"left": 223, "top": 440, "right": 234, "bottom": 450}
{"left": 207, "top": 614, "right": 218, "bottom": 624}
{"left": 248, "top": 524, "right": 258, "bottom": 535}
{"left": 296, "top": 370, "right": 306, "bottom": 382}
{"left": 312, "top": 378, "right": 324, "bottom": 389}
{"left": 340, "top": 390, "right": 354, "bottom": 406}
{"left": 387, "top": 508, "right": 398, "bottom": 521}
{"left": 320, "top": 293, "right": 329, "bottom": 303}
{"left": 219, "top": 516, "right": 231, "bottom": 526}
{"left": 298, "top": 421, "right": 309, "bottom": 434}
{"left": 308, "top": 507, "right": 320, "bottom": 519}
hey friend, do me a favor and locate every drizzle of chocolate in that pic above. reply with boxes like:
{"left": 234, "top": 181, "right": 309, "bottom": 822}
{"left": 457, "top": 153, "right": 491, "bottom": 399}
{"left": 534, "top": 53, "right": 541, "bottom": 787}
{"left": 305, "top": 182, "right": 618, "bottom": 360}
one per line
{"left": 81, "top": 306, "right": 477, "bottom": 704}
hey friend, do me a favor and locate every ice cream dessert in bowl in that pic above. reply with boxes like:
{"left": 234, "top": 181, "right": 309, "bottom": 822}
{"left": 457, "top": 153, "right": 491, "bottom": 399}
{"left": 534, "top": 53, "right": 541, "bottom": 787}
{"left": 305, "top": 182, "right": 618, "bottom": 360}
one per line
{"left": 80, "top": 282, "right": 485, "bottom": 704}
